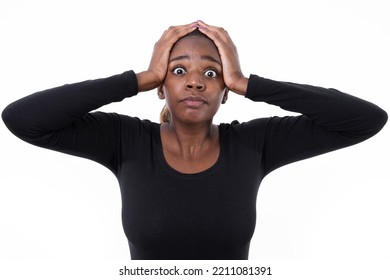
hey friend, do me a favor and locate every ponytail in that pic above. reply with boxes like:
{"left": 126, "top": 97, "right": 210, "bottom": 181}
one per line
{"left": 159, "top": 105, "right": 171, "bottom": 123}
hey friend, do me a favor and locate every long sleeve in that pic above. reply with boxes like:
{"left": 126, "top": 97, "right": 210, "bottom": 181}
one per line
{"left": 242, "top": 74, "right": 388, "bottom": 175}
{"left": 2, "top": 70, "right": 139, "bottom": 173}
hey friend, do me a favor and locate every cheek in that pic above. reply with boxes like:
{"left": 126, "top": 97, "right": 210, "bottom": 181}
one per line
{"left": 162, "top": 77, "right": 185, "bottom": 97}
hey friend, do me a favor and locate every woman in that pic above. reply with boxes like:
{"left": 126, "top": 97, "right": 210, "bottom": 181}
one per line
{"left": 2, "top": 20, "right": 387, "bottom": 260}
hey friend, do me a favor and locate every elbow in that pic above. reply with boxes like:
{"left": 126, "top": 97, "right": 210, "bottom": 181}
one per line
{"left": 364, "top": 106, "right": 388, "bottom": 138}
{"left": 2, "top": 103, "right": 17, "bottom": 134}
{"left": 343, "top": 105, "right": 388, "bottom": 143}
{"left": 372, "top": 107, "right": 387, "bottom": 133}
{"left": 2, "top": 102, "right": 31, "bottom": 140}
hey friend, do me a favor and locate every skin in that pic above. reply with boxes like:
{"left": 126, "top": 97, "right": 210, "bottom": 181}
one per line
{"left": 136, "top": 21, "right": 249, "bottom": 173}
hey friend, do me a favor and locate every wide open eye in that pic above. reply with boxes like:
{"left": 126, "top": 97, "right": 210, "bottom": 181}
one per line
{"left": 204, "top": 69, "right": 217, "bottom": 78}
{"left": 172, "top": 67, "right": 186, "bottom": 75}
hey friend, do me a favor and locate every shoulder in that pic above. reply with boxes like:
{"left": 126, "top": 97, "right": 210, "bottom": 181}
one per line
{"left": 219, "top": 118, "right": 270, "bottom": 136}
{"left": 88, "top": 111, "right": 159, "bottom": 133}
{"left": 217, "top": 118, "right": 271, "bottom": 156}
{"left": 218, "top": 118, "right": 272, "bottom": 149}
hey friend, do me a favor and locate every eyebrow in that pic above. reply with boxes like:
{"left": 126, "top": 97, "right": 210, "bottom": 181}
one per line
{"left": 169, "top": 55, "right": 221, "bottom": 65}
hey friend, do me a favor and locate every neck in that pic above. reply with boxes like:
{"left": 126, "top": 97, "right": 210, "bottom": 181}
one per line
{"left": 163, "top": 120, "right": 218, "bottom": 158}
{"left": 169, "top": 119, "right": 215, "bottom": 143}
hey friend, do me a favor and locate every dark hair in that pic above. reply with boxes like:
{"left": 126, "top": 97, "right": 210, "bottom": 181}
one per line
{"left": 159, "top": 28, "right": 214, "bottom": 123}
{"left": 184, "top": 28, "right": 208, "bottom": 38}
{"left": 174, "top": 28, "right": 213, "bottom": 47}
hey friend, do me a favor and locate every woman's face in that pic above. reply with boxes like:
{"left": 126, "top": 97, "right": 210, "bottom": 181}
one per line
{"left": 160, "top": 35, "right": 228, "bottom": 125}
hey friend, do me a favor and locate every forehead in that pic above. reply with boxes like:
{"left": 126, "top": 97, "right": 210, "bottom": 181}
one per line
{"left": 170, "top": 36, "right": 220, "bottom": 60}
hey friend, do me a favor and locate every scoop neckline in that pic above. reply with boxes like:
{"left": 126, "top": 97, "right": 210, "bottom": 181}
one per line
{"left": 154, "top": 124, "right": 224, "bottom": 178}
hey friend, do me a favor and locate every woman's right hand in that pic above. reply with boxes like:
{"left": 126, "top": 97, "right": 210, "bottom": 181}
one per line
{"left": 136, "top": 22, "right": 197, "bottom": 92}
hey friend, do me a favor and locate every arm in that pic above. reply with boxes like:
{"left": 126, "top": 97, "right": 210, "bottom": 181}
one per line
{"left": 2, "top": 23, "right": 200, "bottom": 173}
{"left": 197, "top": 20, "right": 387, "bottom": 175}
{"left": 2, "top": 71, "right": 139, "bottom": 173}
{"left": 244, "top": 75, "right": 388, "bottom": 175}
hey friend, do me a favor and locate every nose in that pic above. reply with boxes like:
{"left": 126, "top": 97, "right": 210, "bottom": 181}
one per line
{"left": 186, "top": 75, "right": 205, "bottom": 91}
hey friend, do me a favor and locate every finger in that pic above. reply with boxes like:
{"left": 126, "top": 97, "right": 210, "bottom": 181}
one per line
{"left": 196, "top": 21, "right": 238, "bottom": 64}
{"left": 161, "top": 22, "right": 198, "bottom": 43}
{"left": 196, "top": 21, "right": 232, "bottom": 45}
{"left": 148, "top": 22, "right": 198, "bottom": 80}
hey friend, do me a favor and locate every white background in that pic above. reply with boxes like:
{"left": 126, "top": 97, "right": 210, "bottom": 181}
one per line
{"left": 0, "top": 0, "right": 389, "bottom": 278}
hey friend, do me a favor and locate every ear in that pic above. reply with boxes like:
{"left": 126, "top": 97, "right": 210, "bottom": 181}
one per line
{"left": 157, "top": 85, "right": 165, "bottom": 100}
{"left": 221, "top": 88, "right": 229, "bottom": 104}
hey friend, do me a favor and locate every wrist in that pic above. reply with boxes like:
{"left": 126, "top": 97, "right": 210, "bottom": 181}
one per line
{"left": 136, "top": 71, "right": 161, "bottom": 92}
{"left": 231, "top": 76, "right": 249, "bottom": 96}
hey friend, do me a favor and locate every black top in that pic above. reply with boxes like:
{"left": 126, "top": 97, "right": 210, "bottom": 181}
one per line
{"left": 2, "top": 70, "right": 387, "bottom": 259}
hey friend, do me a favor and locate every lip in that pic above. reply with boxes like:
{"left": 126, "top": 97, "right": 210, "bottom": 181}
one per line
{"left": 180, "top": 96, "right": 207, "bottom": 108}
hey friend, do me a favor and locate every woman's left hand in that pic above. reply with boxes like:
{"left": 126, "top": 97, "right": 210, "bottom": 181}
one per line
{"left": 196, "top": 20, "right": 248, "bottom": 95}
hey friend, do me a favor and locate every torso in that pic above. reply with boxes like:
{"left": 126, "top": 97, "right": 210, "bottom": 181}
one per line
{"left": 119, "top": 119, "right": 265, "bottom": 259}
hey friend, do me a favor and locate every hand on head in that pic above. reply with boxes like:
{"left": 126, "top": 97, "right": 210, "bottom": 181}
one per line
{"left": 137, "top": 21, "right": 248, "bottom": 95}
{"left": 196, "top": 21, "right": 247, "bottom": 94}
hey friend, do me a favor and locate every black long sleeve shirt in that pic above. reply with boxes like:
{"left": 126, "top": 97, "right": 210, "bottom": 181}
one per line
{"left": 2, "top": 70, "right": 387, "bottom": 259}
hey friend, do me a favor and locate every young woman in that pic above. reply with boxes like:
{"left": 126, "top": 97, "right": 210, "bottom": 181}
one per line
{"left": 2, "top": 21, "right": 387, "bottom": 260}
